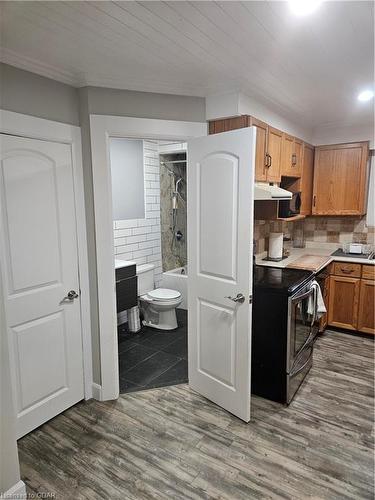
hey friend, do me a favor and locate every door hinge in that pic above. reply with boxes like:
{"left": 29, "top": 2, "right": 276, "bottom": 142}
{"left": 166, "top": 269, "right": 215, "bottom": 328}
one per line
{"left": 249, "top": 295, "right": 253, "bottom": 304}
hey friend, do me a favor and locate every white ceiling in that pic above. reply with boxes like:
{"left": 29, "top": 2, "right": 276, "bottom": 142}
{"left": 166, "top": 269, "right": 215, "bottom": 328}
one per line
{"left": 1, "top": 1, "right": 374, "bottom": 129}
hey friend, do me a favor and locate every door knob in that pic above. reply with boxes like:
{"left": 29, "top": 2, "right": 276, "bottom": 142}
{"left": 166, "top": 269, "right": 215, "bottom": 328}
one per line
{"left": 225, "top": 293, "right": 245, "bottom": 303}
{"left": 66, "top": 290, "right": 79, "bottom": 300}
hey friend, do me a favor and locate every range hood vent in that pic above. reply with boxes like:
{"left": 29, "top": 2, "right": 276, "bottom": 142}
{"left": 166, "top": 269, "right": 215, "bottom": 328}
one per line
{"left": 254, "top": 182, "right": 292, "bottom": 201}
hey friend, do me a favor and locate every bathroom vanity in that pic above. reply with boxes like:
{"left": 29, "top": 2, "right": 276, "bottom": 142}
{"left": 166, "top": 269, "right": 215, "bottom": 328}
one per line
{"left": 115, "top": 260, "right": 137, "bottom": 314}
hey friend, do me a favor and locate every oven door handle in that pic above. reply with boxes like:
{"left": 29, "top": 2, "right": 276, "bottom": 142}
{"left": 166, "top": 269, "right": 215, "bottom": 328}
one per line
{"left": 290, "top": 351, "right": 312, "bottom": 377}
{"left": 298, "top": 325, "right": 318, "bottom": 354}
{"left": 291, "top": 287, "right": 314, "bottom": 303}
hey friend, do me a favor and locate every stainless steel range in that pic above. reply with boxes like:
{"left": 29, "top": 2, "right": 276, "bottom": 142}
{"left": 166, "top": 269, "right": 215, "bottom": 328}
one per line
{"left": 252, "top": 266, "right": 320, "bottom": 404}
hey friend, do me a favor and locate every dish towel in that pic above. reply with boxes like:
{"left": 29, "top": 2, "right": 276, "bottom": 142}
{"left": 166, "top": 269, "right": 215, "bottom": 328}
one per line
{"left": 308, "top": 280, "right": 327, "bottom": 318}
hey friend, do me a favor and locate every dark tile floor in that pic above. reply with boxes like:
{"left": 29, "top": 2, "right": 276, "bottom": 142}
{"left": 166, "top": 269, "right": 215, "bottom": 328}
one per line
{"left": 117, "top": 309, "right": 188, "bottom": 394}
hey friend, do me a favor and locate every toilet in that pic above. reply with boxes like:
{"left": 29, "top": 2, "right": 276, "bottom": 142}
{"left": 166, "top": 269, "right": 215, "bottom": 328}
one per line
{"left": 137, "top": 263, "right": 182, "bottom": 330}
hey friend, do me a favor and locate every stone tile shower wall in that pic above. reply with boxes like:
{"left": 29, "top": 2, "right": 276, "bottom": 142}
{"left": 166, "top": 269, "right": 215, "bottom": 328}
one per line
{"left": 254, "top": 216, "right": 374, "bottom": 254}
{"left": 113, "top": 140, "right": 162, "bottom": 287}
{"left": 160, "top": 153, "right": 187, "bottom": 271}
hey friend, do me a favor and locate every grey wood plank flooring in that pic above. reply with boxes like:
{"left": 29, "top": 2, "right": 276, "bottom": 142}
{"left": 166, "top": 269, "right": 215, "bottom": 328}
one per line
{"left": 18, "top": 330, "right": 374, "bottom": 499}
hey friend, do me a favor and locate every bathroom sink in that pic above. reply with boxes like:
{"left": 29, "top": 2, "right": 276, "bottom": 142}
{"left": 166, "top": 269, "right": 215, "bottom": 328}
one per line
{"left": 115, "top": 259, "right": 136, "bottom": 269}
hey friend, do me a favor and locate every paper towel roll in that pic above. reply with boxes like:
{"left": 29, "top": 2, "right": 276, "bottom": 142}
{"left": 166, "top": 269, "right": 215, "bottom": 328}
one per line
{"left": 268, "top": 232, "right": 283, "bottom": 260}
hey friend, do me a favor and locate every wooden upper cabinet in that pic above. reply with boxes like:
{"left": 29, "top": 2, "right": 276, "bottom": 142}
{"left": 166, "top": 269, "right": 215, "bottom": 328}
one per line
{"left": 208, "top": 115, "right": 282, "bottom": 183}
{"left": 312, "top": 142, "right": 369, "bottom": 216}
{"left": 281, "top": 134, "right": 296, "bottom": 177}
{"left": 293, "top": 139, "right": 303, "bottom": 177}
{"left": 358, "top": 279, "right": 375, "bottom": 335}
{"left": 299, "top": 143, "right": 314, "bottom": 215}
{"left": 266, "top": 127, "right": 283, "bottom": 183}
{"left": 208, "top": 116, "right": 249, "bottom": 135}
{"left": 250, "top": 117, "right": 268, "bottom": 182}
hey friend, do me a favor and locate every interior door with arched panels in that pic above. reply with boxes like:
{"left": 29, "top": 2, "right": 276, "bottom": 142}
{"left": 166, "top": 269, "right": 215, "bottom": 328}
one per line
{"left": 0, "top": 134, "right": 84, "bottom": 438}
{"left": 187, "top": 127, "right": 256, "bottom": 422}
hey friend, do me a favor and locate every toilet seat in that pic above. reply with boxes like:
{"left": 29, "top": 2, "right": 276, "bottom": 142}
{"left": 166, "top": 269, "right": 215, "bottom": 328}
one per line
{"left": 146, "top": 288, "right": 181, "bottom": 302}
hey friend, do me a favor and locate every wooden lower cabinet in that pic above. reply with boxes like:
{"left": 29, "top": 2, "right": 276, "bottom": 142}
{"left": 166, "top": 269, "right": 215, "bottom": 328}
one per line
{"left": 327, "top": 263, "right": 375, "bottom": 334}
{"left": 358, "top": 279, "right": 375, "bottom": 334}
{"left": 328, "top": 276, "right": 360, "bottom": 330}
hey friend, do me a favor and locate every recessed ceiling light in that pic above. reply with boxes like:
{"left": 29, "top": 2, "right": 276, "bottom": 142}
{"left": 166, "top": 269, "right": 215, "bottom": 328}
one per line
{"left": 288, "top": 0, "right": 322, "bottom": 16}
{"left": 357, "top": 90, "right": 374, "bottom": 102}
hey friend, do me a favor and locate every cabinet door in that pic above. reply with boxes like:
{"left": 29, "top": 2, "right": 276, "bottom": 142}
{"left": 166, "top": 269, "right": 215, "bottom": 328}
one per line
{"left": 300, "top": 143, "right": 314, "bottom": 215}
{"left": 328, "top": 276, "right": 360, "bottom": 330}
{"left": 358, "top": 279, "right": 375, "bottom": 335}
{"left": 293, "top": 139, "right": 303, "bottom": 177}
{"left": 250, "top": 117, "right": 268, "bottom": 182}
{"left": 312, "top": 142, "right": 369, "bottom": 215}
{"left": 266, "top": 126, "right": 282, "bottom": 183}
{"left": 280, "top": 133, "right": 295, "bottom": 176}
{"left": 208, "top": 116, "right": 250, "bottom": 135}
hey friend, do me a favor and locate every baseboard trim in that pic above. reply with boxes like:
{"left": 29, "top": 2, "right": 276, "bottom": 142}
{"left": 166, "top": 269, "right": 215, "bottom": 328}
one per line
{"left": 91, "top": 382, "right": 103, "bottom": 401}
{"left": 1, "top": 480, "right": 26, "bottom": 499}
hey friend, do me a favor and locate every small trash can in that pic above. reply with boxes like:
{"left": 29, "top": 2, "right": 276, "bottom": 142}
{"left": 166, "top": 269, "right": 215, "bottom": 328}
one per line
{"left": 128, "top": 305, "right": 141, "bottom": 333}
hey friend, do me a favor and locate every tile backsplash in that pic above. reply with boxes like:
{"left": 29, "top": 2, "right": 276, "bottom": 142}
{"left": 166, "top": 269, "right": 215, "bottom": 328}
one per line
{"left": 254, "top": 216, "right": 375, "bottom": 254}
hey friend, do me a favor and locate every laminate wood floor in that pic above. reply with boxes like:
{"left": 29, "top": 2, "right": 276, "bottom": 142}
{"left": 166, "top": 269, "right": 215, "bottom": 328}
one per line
{"left": 18, "top": 330, "right": 374, "bottom": 500}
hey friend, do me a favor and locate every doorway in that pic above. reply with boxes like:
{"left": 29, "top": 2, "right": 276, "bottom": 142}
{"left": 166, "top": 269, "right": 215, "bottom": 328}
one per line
{"left": 110, "top": 138, "right": 188, "bottom": 393}
{"left": 90, "top": 115, "right": 206, "bottom": 400}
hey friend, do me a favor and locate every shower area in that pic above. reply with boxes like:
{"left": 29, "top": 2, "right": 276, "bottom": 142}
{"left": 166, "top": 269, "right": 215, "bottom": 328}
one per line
{"left": 159, "top": 145, "right": 187, "bottom": 271}
{"left": 159, "top": 143, "right": 188, "bottom": 308}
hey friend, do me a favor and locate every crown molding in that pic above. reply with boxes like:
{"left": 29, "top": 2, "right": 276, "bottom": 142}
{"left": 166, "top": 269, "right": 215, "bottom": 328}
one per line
{"left": 0, "top": 48, "right": 210, "bottom": 96}
{"left": 0, "top": 48, "right": 84, "bottom": 87}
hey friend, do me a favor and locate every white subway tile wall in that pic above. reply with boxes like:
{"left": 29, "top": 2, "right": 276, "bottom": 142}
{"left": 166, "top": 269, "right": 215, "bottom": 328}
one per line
{"left": 113, "top": 140, "right": 162, "bottom": 287}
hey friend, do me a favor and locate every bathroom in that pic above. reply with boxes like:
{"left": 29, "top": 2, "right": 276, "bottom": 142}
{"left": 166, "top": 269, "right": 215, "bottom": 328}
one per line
{"left": 110, "top": 138, "right": 189, "bottom": 393}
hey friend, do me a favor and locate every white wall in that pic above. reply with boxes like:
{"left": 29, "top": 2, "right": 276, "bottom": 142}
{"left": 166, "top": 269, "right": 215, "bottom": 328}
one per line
{"left": 311, "top": 122, "right": 375, "bottom": 148}
{"left": 206, "top": 91, "right": 313, "bottom": 142}
{"left": 114, "top": 140, "right": 162, "bottom": 287}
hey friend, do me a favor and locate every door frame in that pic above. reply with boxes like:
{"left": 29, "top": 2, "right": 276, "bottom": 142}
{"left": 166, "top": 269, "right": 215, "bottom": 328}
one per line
{"left": 0, "top": 109, "right": 93, "bottom": 400}
{"left": 90, "top": 115, "right": 207, "bottom": 400}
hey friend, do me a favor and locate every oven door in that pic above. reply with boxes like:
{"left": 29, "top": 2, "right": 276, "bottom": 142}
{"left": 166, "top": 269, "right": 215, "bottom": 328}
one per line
{"left": 287, "top": 283, "right": 318, "bottom": 372}
{"left": 287, "top": 342, "right": 313, "bottom": 404}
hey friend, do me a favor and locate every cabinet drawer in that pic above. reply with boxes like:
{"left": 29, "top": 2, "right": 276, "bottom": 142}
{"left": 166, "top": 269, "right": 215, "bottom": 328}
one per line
{"left": 333, "top": 262, "right": 361, "bottom": 278}
{"left": 362, "top": 265, "right": 375, "bottom": 280}
{"left": 116, "top": 276, "right": 138, "bottom": 313}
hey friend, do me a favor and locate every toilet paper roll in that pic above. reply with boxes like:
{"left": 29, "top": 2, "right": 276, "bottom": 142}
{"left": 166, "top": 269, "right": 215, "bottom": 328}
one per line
{"left": 268, "top": 232, "right": 283, "bottom": 260}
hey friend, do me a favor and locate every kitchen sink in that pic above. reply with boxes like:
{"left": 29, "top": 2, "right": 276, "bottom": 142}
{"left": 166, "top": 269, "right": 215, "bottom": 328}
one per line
{"left": 331, "top": 249, "right": 374, "bottom": 260}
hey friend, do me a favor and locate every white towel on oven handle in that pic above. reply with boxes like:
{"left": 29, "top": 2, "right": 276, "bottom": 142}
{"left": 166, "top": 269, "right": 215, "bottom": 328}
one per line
{"left": 307, "top": 280, "right": 326, "bottom": 318}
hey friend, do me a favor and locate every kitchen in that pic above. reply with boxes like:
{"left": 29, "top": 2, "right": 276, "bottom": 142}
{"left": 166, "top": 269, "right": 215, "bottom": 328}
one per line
{"left": 209, "top": 116, "right": 374, "bottom": 404}
{"left": 0, "top": 1, "right": 374, "bottom": 499}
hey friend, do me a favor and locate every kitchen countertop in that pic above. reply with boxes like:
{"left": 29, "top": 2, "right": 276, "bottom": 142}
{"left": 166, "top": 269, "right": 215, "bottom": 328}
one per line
{"left": 255, "top": 242, "right": 374, "bottom": 273}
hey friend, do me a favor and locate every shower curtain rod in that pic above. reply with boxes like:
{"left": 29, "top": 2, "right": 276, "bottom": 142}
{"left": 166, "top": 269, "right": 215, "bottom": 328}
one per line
{"left": 160, "top": 160, "right": 187, "bottom": 165}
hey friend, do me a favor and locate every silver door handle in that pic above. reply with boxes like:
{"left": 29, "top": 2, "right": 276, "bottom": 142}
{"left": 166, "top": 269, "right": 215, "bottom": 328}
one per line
{"left": 66, "top": 290, "right": 79, "bottom": 300}
{"left": 225, "top": 293, "right": 245, "bottom": 303}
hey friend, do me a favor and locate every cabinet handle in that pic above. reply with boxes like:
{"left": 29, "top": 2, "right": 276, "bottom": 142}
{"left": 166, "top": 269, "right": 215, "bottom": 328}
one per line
{"left": 265, "top": 154, "right": 270, "bottom": 168}
{"left": 313, "top": 195, "right": 316, "bottom": 207}
{"left": 340, "top": 268, "right": 353, "bottom": 274}
{"left": 292, "top": 153, "right": 297, "bottom": 166}
{"left": 269, "top": 154, "right": 272, "bottom": 167}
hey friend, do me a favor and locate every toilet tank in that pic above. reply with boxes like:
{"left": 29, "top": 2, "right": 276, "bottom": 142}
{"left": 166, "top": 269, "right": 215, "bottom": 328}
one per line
{"left": 137, "top": 263, "right": 155, "bottom": 296}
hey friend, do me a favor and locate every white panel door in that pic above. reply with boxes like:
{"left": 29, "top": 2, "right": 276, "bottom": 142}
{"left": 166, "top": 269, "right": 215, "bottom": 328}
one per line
{"left": 0, "top": 134, "right": 84, "bottom": 438}
{"left": 187, "top": 128, "right": 255, "bottom": 422}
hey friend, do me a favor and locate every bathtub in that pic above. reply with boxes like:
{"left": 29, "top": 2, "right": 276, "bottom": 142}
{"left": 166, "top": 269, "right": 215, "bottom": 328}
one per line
{"left": 162, "top": 266, "right": 188, "bottom": 310}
